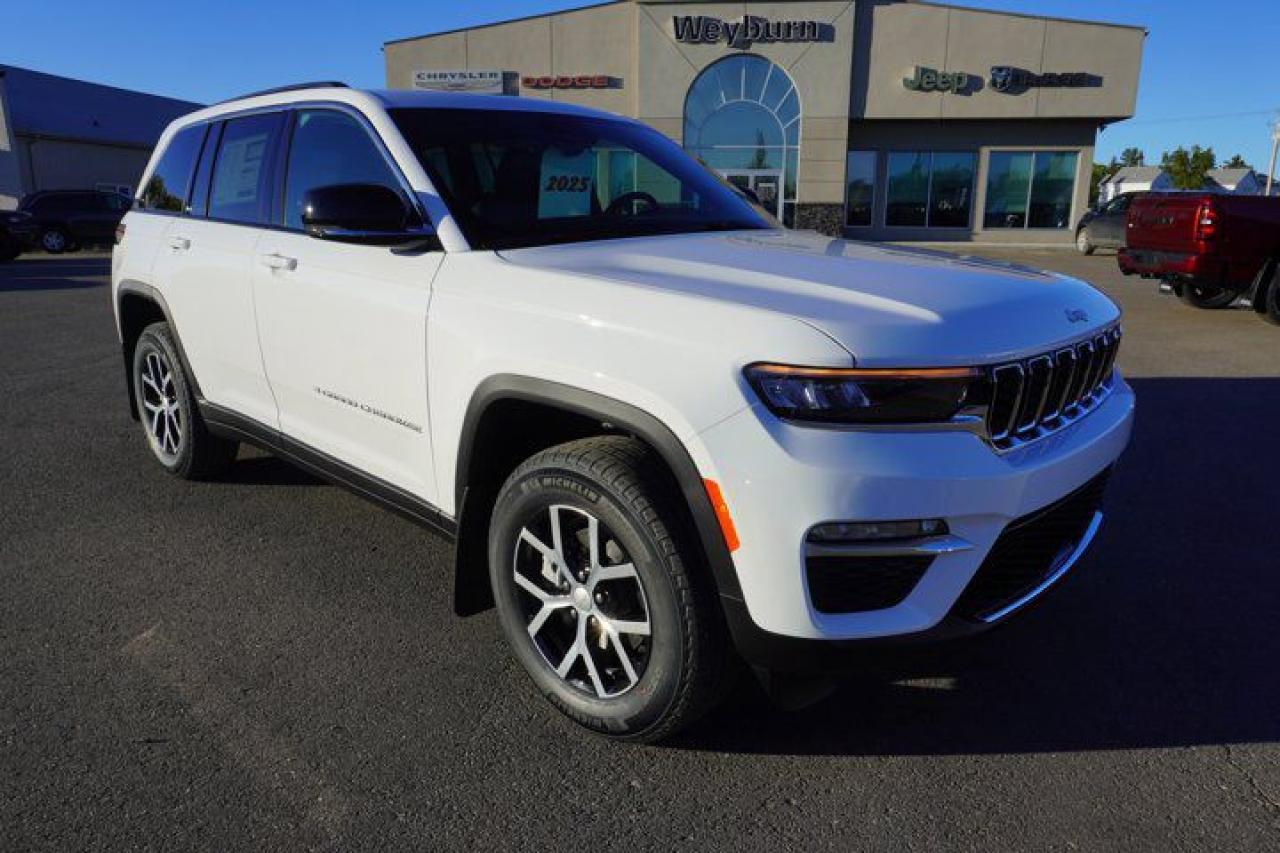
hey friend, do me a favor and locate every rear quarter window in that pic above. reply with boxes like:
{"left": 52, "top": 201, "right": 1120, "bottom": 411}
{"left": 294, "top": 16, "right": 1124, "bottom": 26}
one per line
{"left": 142, "top": 124, "right": 207, "bottom": 213}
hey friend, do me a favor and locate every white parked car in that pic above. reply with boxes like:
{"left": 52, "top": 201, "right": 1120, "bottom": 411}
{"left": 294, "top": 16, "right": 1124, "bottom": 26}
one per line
{"left": 112, "top": 84, "right": 1133, "bottom": 741}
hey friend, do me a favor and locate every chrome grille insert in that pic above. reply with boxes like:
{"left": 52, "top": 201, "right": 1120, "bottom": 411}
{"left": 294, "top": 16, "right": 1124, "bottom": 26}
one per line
{"left": 984, "top": 327, "right": 1121, "bottom": 450}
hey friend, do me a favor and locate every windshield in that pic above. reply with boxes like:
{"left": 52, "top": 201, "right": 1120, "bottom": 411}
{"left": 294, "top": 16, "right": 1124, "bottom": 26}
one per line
{"left": 389, "top": 107, "right": 774, "bottom": 250}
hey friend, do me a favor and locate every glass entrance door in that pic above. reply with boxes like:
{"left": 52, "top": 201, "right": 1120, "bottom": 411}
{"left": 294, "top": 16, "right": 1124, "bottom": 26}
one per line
{"left": 722, "top": 170, "right": 783, "bottom": 218}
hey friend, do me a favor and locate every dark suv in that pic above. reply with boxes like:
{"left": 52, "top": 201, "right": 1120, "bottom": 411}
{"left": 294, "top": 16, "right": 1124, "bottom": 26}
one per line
{"left": 0, "top": 209, "right": 39, "bottom": 261}
{"left": 20, "top": 190, "right": 133, "bottom": 254}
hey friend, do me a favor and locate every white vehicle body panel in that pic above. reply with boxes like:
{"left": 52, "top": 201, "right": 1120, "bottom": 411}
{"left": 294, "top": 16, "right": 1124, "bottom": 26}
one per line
{"left": 252, "top": 231, "right": 442, "bottom": 501}
{"left": 150, "top": 218, "right": 278, "bottom": 427}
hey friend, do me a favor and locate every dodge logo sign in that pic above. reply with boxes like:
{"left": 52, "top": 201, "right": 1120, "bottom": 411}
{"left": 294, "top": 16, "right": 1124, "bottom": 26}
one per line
{"left": 1065, "top": 308, "right": 1089, "bottom": 324}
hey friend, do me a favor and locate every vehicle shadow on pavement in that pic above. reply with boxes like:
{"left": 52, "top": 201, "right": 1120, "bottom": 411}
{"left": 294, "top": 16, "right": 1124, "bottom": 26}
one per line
{"left": 0, "top": 257, "right": 111, "bottom": 291}
{"left": 673, "top": 377, "right": 1280, "bottom": 756}
{"left": 222, "top": 452, "right": 326, "bottom": 487}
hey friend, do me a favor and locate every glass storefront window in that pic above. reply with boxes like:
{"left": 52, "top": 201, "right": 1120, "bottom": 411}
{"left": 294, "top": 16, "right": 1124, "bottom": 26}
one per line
{"left": 845, "top": 151, "right": 876, "bottom": 227}
{"left": 885, "top": 151, "right": 975, "bottom": 228}
{"left": 984, "top": 152, "right": 1033, "bottom": 228}
{"left": 929, "top": 152, "right": 976, "bottom": 228}
{"left": 683, "top": 54, "right": 801, "bottom": 224}
{"left": 1029, "top": 151, "right": 1079, "bottom": 228}
{"left": 984, "top": 151, "right": 1079, "bottom": 229}
{"left": 886, "top": 152, "right": 929, "bottom": 226}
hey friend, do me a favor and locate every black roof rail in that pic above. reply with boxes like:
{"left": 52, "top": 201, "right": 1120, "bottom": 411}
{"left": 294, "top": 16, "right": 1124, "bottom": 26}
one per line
{"left": 217, "top": 81, "right": 349, "bottom": 104}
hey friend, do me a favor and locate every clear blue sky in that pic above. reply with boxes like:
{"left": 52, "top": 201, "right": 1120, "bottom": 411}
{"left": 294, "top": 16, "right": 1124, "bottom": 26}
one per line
{"left": 6, "top": 0, "right": 1277, "bottom": 171}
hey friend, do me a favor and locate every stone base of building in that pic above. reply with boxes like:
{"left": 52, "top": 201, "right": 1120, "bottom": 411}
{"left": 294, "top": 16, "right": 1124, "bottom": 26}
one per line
{"left": 793, "top": 203, "right": 845, "bottom": 236}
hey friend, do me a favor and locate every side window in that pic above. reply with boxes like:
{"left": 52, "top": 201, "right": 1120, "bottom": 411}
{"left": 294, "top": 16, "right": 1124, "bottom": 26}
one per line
{"left": 282, "top": 109, "right": 404, "bottom": 230}
{"left": 208, "top": 112, "right": 285, "bottom": 226}
{"left": 142, "top": 125, "right": 207, "bottom": 213}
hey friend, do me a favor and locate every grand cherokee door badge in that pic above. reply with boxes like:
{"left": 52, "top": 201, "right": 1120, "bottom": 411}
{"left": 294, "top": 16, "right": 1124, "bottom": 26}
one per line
{"left": 314, "top": 386, "right": 423, "bottom": 433}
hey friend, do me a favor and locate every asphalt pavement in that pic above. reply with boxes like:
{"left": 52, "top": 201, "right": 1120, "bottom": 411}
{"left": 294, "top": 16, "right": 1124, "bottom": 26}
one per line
{"left": 2, "top": 249, "right": 1278, "bottom": 851}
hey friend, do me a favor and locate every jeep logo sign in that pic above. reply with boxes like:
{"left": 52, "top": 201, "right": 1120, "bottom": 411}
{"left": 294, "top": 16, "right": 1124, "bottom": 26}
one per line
{"left": 672, "top": 15, "right": 829, "bottom": 49}
{"left": 903, "top": 66, "right": 972, "bottom": 94}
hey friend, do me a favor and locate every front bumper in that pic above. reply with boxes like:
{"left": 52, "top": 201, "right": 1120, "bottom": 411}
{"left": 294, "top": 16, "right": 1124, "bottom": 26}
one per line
{"left": 697, "top": 372, "right": 1135, "bottom": 662}
{"left": 1, "top": 222, "right": 38, "bottom": 251}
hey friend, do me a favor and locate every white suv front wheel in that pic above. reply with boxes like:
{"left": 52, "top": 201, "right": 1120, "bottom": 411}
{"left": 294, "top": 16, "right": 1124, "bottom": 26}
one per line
{"left": 488, "top": 436, "right": 733, "bottom": 742}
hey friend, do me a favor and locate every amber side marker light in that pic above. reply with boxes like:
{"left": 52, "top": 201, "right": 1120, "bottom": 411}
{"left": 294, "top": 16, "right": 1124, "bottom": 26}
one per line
{"left": 703, "top": 479, "right": 740, "bottom": 553}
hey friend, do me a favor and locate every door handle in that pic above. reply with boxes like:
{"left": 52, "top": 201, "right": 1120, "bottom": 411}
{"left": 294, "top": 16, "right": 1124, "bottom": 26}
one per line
{"left": 259, "top": 253, "right": 298, "bottom": 271}
{"left": 168, "top": 236, "right": 191, "bottom": 251}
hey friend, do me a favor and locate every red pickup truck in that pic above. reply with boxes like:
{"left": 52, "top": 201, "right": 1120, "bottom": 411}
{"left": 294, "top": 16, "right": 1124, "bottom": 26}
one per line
{"left": 1118, "top": 192, "right": 1280, "bottom": 323}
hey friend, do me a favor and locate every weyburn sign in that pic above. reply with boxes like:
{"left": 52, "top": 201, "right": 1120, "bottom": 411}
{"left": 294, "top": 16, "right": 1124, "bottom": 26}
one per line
{"left": 672, "top": 15, "right": 825, "bottom": 48}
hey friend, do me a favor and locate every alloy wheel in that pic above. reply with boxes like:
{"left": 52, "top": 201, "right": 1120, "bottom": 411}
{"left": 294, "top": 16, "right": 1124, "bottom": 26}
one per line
{"left": 42, "top": 230, "right": 66, "bottom": 253}
{"left": 139, "top": 349, "right": 183, "bottom": 464}
{"left": 512, "top": 504, "right": 651, "bottom": 698}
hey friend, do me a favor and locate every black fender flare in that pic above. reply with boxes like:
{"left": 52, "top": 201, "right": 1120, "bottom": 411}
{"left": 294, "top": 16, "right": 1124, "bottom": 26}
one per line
{"left": 115, "top": 281, "right": 204, "bottom": 418}
{"left": 452, "top": 375, "right": 745, "bottom": 614}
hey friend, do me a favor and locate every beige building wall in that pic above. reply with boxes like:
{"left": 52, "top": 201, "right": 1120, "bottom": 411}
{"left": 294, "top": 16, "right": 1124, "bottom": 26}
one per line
{"left": 384, "top": 3, "right": 636, "bottom": 115}
{"left": 857, "top": 2, "right": 1143, "bottom": 121}
{"left": 633, "top": 1, "right": 856, "bottom": 213}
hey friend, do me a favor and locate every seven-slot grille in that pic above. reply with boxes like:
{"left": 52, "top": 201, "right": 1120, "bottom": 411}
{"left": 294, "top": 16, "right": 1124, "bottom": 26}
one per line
{"left": 985, "top": 326, "right": 1122, "bottom": 447}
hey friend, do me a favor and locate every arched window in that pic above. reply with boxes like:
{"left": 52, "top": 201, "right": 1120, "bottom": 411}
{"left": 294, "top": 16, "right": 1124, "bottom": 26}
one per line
{"left": 683, "top": 55, "right": 801, "bottom": 224}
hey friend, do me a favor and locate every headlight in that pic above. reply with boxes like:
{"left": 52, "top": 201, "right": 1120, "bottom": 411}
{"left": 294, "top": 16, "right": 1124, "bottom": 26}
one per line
{"left": 744, "top": 362, "right": 983, "bottom": 424}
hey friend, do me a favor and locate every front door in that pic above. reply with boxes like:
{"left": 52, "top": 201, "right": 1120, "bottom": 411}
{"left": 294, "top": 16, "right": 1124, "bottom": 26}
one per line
{"left": 721, "top": 170, "right": 783, "bottom": 218}
{"left": 251, "top": 107, "right": 442, "bottom": 503}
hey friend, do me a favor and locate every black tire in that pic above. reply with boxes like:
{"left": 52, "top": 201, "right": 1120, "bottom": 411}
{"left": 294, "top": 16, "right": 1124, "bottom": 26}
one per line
{"left": 488, "top": 436, "right": 733, "bottom": 742}
{"left": 1075, "top": 228, "right": 1096, "bottom": 255}
{"left": 1178, "top": 281, "right": 1238, "bottom": 309}
{"left": 1260, "top": 262, "right": 1280, "bottom": 326}
{"left": 39, "top": 226, "right": 71, "bottom": 254}
{"left": 132, "top": 322, "right": 238, "bottom": 479}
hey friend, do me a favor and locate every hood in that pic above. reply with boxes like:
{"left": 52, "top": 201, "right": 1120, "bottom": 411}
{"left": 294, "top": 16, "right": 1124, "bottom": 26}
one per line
{"left": 497, "top": 230, "right": 1121, "bottom": 366}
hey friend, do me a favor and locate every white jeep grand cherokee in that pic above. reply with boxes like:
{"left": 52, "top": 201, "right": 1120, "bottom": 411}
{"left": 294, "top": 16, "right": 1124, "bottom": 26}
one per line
{"left": 113, "top": 84, "right": 1133, "bottom": 740}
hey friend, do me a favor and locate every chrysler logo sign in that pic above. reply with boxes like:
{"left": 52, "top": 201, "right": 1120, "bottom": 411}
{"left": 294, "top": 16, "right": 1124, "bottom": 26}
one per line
{"left": 413, "top": 70, "right": 514, "bottom": 95}
{"left": 672, "top": 15, "right": 830, "bottom": 48}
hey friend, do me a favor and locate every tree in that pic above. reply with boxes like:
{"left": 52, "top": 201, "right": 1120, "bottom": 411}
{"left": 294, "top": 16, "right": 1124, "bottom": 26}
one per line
{"left": 1161, "top": 145, "right": 1216, "bottom": 190}
{"left": 1222, "top": 154, "right": 1252, "bottom": 170}
{"left": 1119, "top": 147, "right": 1145, "bottom": 167}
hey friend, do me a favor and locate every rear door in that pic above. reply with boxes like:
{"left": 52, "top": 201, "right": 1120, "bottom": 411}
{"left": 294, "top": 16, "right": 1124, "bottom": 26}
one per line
{"left": 251, "top": 106, "right": 441, "bottom": 501}
{"left": 151, "top": 112, "right": 285, "bottom": 428}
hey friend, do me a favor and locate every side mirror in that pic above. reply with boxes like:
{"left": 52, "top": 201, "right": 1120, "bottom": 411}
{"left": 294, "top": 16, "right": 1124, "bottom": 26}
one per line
{"left": 302, "top": 183, "right": 437, "bottom": 247}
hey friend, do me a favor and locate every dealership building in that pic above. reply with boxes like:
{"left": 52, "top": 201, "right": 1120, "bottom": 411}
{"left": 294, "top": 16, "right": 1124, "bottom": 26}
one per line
{"left": 384, "top": 0, "right": 1144, "bottom": 242}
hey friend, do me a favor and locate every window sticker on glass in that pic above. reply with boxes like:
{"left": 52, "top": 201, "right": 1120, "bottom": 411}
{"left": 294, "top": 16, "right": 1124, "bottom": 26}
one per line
{"left": 539, "top": 148, "right": 596, "bottom": 218}
{"left": 212, "top": 132, "right": 269, "bottom": 207}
